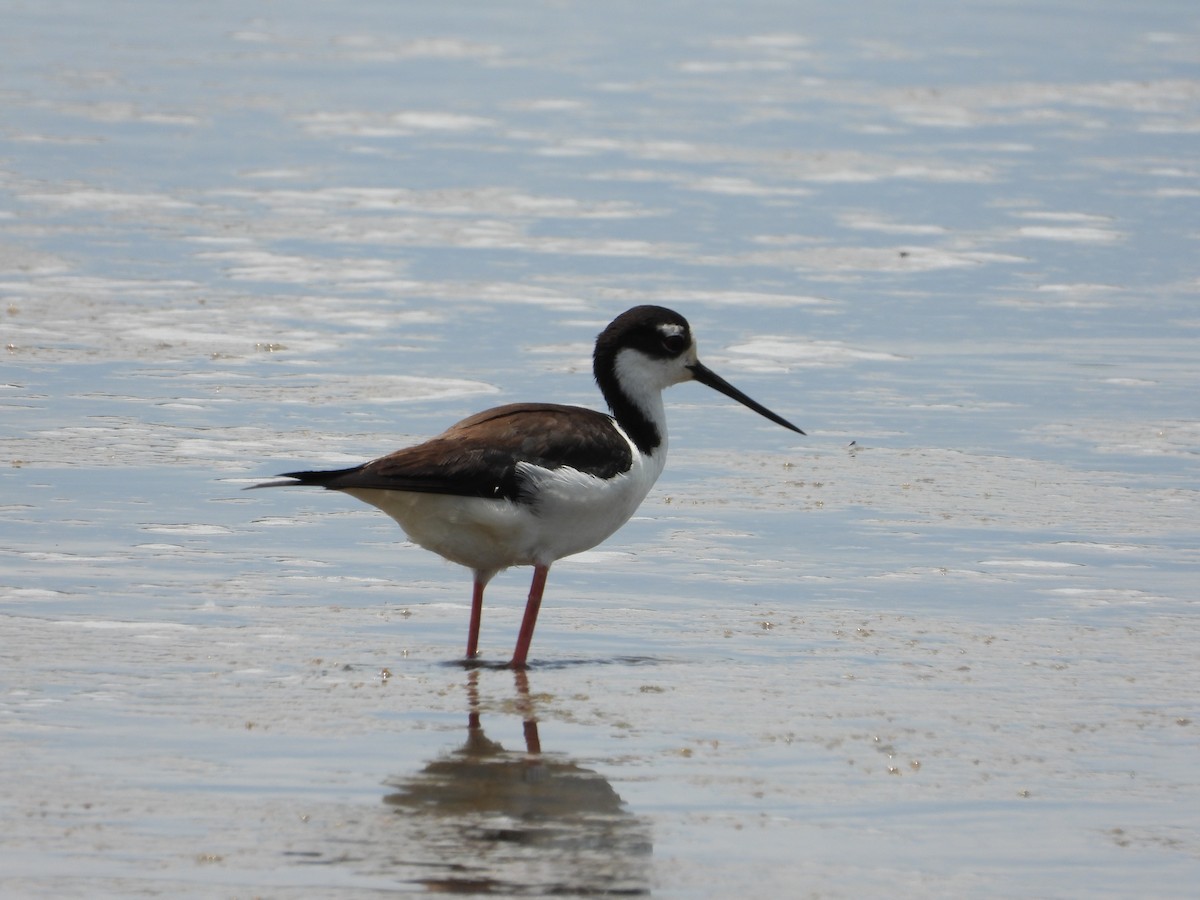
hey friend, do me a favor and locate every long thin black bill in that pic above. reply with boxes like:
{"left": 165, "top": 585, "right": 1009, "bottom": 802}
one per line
{"left": 687, "top": 361, "right": 805, "bottom": 435}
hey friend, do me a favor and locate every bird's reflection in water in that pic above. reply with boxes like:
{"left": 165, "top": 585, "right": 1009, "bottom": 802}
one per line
{"left": 382, "top": 669, "right": 652, "bottom": 895}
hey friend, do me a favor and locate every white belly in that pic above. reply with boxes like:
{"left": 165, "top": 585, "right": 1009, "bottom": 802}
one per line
{"left": 344, "top": 449, "right": 665, "bottom": 578}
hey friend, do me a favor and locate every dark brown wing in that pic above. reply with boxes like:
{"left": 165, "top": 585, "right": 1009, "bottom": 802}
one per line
{"left": 275, "top": 403, "right": 633, "bottom": 502}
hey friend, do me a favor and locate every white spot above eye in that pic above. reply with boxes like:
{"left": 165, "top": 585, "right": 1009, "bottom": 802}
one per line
{"left": 658, "top": 323, "right": 685, "bottom": 338}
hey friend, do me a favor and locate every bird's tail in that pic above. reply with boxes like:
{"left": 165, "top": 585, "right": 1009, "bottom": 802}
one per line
{"left": 244, "top": 467, "right": 361, "bottom": 490}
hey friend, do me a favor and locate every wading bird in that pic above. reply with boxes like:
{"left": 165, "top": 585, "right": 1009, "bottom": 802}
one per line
{"left": 252, "top": 305, "right": 803, "bottom": 667}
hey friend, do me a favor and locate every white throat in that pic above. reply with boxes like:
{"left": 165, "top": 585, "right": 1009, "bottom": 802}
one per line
{"left": 611, "top": 347, "right": 673, "bottom": 452}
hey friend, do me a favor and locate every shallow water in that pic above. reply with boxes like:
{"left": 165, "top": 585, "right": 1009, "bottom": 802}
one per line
{"left": 2, "top": 1, "right": 1198, "bottom": 896}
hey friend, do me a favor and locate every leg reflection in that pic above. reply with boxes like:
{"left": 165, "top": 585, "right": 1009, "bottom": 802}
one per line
{"left": 381, "top": 668, "right": 651, "bottom": 894}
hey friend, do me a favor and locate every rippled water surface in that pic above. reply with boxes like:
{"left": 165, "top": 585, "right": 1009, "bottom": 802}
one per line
{"left": 3, "top": 1, "right": 1198, "bottom": 896}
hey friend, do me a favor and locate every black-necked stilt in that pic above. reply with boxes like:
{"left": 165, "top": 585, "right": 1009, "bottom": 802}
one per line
{"left": 252, "top": 305, "right": 803, "bottom": 667}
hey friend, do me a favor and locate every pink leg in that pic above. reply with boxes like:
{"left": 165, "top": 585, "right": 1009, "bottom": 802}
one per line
{"left": 466, "top": 578, "right": 485, "bottom": 659}
{"left": 510, "top": 564, "right": 549, "bottom": 669}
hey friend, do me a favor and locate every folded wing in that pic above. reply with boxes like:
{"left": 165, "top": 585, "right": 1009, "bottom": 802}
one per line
{"left": 273, "top": 403, "right": 633, "bottom": 502}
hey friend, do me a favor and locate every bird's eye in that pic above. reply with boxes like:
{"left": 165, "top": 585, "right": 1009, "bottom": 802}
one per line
{"left": 661, "top": 333, "right": 687, "bottom": 354}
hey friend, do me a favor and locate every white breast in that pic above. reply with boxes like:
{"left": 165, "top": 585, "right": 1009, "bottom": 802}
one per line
{"left": 518, "top": 440, "right": 666, "bottom": 563}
